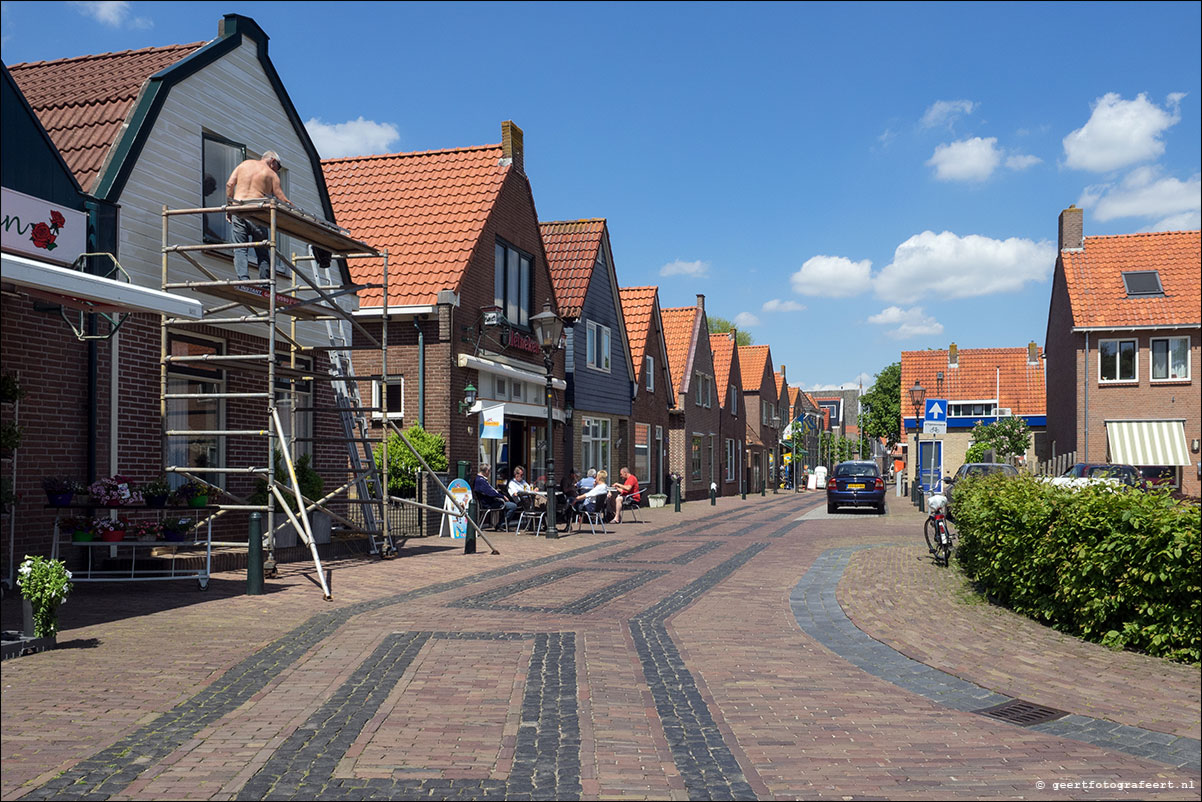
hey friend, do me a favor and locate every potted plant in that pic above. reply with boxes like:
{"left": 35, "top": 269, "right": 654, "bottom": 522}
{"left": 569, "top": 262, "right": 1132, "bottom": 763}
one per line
{"left": 162, "top": 516, "right": 193, "bottom": 542}
{"left": 128, "top": 519, "right": 161, "bottom": 542}
{"left": 141, "top": 477, "right": 171, "bottom": 508}
{"left": 63, "top": 515, "right": 92, "bottom": 542}
{"left": 172, "top": 479, "right": 210, "bottom": 508}
{"left": 92, "top": 515, "right": 128, "bottom": 542}
{"left": 42, "top": 476, "right": 80, "bottom": 507}
{"left": 647, "top": 493, "right": 668, "bottom": 509}
{"left": 89, "top": 474, "right": 134, "bottom": 507}
{"left": 17, "top": 554, "right": 72, "bottom": 639}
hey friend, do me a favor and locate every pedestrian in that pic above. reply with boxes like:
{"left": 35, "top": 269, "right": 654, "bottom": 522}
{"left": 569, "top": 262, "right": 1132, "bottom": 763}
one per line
{"left": 225, "top": 151, "right": 291, "bottom": 281}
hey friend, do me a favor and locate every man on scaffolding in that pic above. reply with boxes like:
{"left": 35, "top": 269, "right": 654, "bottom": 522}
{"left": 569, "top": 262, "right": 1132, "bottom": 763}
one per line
{"left": 224, "top": 150, "right": 291, "bottom": 281}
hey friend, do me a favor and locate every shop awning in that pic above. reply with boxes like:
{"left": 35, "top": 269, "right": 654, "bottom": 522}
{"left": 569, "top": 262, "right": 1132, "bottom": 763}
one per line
{"left": 1105, "top": 419, "right": 1190, "bottom": 466}
{"left": 2, "top": 252, "right": 204, "bottom": 319}
{"left": 458, "top": 353, "right": 567, "bottom": 391}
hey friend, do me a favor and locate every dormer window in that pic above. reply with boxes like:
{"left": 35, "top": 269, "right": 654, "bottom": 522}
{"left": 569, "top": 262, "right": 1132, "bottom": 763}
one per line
{"left": 1122, "top": 270, "right": 1164, "bottom": 297}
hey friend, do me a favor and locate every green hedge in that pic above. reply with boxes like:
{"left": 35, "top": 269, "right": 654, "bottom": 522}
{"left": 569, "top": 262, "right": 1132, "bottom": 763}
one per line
{"left": 953, "top": 474, "right": 1200, "bottom": 664}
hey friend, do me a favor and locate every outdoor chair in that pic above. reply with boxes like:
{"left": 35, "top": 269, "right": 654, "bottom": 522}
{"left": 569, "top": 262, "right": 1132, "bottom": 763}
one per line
{"left": 620, "top": 494, "right": 642, "bottom": 523}
{"left": 474, "top": 494, "right": 509, "bottom": 532}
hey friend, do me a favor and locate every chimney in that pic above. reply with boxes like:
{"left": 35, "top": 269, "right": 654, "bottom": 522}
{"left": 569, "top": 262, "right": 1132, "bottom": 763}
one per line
{"left": 948, "top": 342, "right": 958, "bottom": 368}
{"left": 1058, "top": 204, "right": 1083, "bottom": 251}
{"left": 780, "top": 364, "right": 786, "bottom": 382}
{"left": 728, "top": 327, "right": 737, "bottom": 342}
{"left": 500, "top": 121, "right": 524, "bottom": 175}
{"left": 1028, "top": 341, "right": 1039, "bottom": 365}
{"left": 696, "top": 293, "right": 705, "bottom": 311}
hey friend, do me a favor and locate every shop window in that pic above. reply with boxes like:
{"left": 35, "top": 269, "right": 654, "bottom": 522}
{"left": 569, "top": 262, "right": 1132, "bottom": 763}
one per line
{"left": 1099, "top": 339, "right": 1137, "bottom": 382}
{"left": 494, "top": 239, "right": 533, "bottom": 328}
{"left": 1151, "top": 337, "right": 1190, "bottom": 381}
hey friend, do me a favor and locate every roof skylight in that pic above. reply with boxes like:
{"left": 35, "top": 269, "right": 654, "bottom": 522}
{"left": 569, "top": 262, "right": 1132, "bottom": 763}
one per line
{"left": 1122, "top": 270, "right": 1164, "bottom": 297}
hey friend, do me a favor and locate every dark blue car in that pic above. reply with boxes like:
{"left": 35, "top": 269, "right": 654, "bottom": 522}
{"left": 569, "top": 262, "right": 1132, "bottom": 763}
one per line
{"left": 826, "top": 460, "right": 886, "bottom": 514}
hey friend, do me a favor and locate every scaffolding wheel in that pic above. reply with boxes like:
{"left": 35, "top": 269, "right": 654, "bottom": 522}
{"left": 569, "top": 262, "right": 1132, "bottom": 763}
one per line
{"left": 264, "top": 560, "right": 278, "bottom": 579}
{"left": 380, "top": 545, "right": 398, "bottom": 560}
{"left": 198, "top": 578, "right": 209, "bottom": 591}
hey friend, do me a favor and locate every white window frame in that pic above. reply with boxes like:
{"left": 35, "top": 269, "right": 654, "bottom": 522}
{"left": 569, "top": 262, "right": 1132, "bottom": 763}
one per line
{"left": 725, "top": 439, "right": 736, "bottom": 481}
{"left": 372, "top": 377, "right": 405, "bottom": 420}
{"left": 645, "top": 356, "right": 654, "bottom": 392}
{"left": 494, "top": 238, "right": 533, "bottom": 328}
{"left": 695, "top": 373, "right": 712, "bottom": 407}
{"left": 581, "top": 416, "right": 611, "bottom": 475}
{"left": 948, "top": 400, "right": 998, "bottom": 417}
{"left": 729, "top": 385, "right": 738, "bottom": 416}
{"left": 587, "top": 321, "right": 612, "bottom": 372}
{"left": 1099, "top": 338, "right": 1138, "bottom": 383}
{"left": 166, "top": 331, "right": 227, "bottom": 491}
{"left": 1150, "top": 336, "right": 1191, "bottom": 382}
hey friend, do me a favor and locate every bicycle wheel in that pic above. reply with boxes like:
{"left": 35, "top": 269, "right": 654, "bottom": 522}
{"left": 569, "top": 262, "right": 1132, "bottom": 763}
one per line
{"left": 935, "top": 519, "right": 952, "bottom": 566}
{"left": 923, "top": 518, "right": 938, "bottom": 554}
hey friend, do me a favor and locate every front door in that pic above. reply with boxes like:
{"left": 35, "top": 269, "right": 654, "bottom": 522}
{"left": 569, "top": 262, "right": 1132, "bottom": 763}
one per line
{"left": 918, "top": 440, "right": 943, "bottom": 493}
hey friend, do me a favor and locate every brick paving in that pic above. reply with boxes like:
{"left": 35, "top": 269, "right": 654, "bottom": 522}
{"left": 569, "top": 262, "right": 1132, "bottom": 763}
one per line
{"left": 2, "top": 491, "right": 1199, "bottom": 800}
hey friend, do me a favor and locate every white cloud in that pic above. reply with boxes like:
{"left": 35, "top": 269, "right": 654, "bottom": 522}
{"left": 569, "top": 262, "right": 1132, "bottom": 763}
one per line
{"left": 732, "top": 312, "right": 760, "bottom": 329}
{"left": 789, "top": 255, "right": 872, "bottom": 297}
{"left": 659, "top": 259, "right": 709, "bottom": 278}
{"left": 927, "top": 137, "right": 1002, "bottom": 181}
{"left": 761, "top": 298, "right": 807, "bottom": 313}
{"left": 69, "top": 1, "right": 151, "bottom": 28}
{"left": 1005, "top": 153, "right": 1042, "bottom": 170}
{"left": 305, "top": 117, "right": 400, "bottom": 159}
{"left": 1079, "top": 166, "right": 1201, "bottom": 229}
{"left": 867, "top": 306, "right": 944, "bottom": 340}
{"left": 1062, "top": 92, "right": 1182, "bottom": 172}
{"left": 920, "top": 100, "right": 977, "bottom": 129}
{"left": 873, "top": 230, "right": 1055, "bottom": 304}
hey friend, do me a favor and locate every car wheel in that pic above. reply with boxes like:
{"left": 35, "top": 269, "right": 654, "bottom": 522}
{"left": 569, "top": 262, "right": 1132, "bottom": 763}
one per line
{"left": 827, "top": 503, "right": 836, "bottom": 514}
{"left": 877, "top": 502, "right": 886, "bottom": 515}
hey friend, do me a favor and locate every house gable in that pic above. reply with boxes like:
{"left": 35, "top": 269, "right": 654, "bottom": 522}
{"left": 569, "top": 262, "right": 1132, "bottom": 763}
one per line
{"left": 1, "top": 63, "right": 86, "bottom": 209}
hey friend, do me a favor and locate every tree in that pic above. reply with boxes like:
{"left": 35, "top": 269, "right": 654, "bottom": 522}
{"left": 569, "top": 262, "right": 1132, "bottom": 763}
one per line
{"left": 860, "top": 361, "right": 901, "bottom": 450}
{"left": 965, "top": 417, "right": 1031, "bottom": 462}
{"left": 373, "top": 424, "right": 448, "bottom": 497}
{"left": 706, "top": 316, "right": 753, "bottom": 346}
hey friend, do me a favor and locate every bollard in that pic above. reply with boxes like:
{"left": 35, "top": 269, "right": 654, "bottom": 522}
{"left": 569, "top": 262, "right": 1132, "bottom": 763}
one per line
{"left": 247, "top": 512, "right": 263, "bottom": 595}
{"left": 673, "top": 476, "right": 681, "bottom": 512}
{"left": 761, "top": 480, "right": 766, "bottom": 497}
{"left": 710, "top": 483, "right": 716, "bottom": 506}
{"left": 464, "top": 498, "right": 477, "bottom": 554}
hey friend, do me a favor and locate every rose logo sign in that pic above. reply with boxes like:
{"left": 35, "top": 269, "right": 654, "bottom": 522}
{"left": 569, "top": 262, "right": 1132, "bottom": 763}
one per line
{"left": 30, "top": 209, "right": 66, "bottom": 251}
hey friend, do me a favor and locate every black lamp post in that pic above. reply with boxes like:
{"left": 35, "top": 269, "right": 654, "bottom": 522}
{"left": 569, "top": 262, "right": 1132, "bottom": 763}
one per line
{"left": 529, "top": 301, "right": 564, "bottom": 538}
{"left": 908, "top": 380, "right": 926, "bottom": 506}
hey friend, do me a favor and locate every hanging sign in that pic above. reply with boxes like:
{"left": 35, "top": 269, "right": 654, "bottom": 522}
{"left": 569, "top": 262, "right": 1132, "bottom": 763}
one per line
{"left": 479, "top": 404, "right": 505, "bottom": 440}
{"left": 442, "top": 478, "right": 472, "bottom": 539}
{"left": 2, "top": 187, "right": 87, "bottom": 266}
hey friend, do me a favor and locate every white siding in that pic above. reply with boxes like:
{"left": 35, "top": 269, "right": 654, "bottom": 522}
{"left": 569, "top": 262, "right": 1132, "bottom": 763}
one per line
{"left": 115, "top": 39, "right": 337, "bottom": 346}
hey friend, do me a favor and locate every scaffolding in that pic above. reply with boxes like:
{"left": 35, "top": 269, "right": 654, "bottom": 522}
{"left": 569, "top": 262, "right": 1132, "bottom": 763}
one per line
{"left": 160, "top": 198, "right": 398, "bottom": 599}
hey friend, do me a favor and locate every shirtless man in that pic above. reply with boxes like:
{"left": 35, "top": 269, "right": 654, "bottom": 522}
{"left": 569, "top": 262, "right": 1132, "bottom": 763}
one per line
{"left": 224, "top": 151, "right": 290, "bottom": 280}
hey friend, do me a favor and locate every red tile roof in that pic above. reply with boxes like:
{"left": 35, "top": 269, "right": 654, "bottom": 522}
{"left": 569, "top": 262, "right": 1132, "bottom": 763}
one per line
{"left": 899, "top": 347, "right": 1046, "bottom": 421}
{"left": 10, "top": 43, "right": 205, "bottom": 191}
{"left": 738, "top": 345, "right": 771, "bottom": 393}
{"left": 322, "top": 145, "right": 509, "bottom": 306}
{"left": 709, "top": 332, "right": 738, "bottom": 407}
{"left": 619, "top": 286, "right": 659, "bottom": 384}
{"left": 1062, "top": 230, "right": 1201, "bottom": 329}
{"left": 788, "top": 386, "right": 801, "bottom": 408}
{"left": 541, "top": 220, "right": 605, "bottom": 319}
{"left": 661, "top": 306, "right": 699, "bottom": 396}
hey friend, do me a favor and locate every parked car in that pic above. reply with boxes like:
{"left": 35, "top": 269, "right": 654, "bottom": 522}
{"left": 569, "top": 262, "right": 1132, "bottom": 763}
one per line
{"left": 1047, "top": 462, "right": 1142, "bottom": 489}
{"left": 943, "top": 462, "right": 1019, "bottom": 518}
{"left": 826, "top": 460, "right": 886, "bottom": 514}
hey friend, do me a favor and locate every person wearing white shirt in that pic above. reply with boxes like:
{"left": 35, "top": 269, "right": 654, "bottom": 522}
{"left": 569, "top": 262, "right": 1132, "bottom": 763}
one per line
{"left": 574, "top": 469, "right": 609, "bottom": 514}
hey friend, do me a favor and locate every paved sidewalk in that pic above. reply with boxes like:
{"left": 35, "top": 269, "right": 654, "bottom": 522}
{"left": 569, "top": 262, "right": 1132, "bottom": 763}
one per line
{"left": 1, "top": 491, "right": 1198, "bottom": 800}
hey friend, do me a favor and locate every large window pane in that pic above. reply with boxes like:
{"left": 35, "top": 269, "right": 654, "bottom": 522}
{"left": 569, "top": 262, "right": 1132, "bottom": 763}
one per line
{"left": 203, "top": 136, "right": 244, "bottom": 243}
{"left": 519, "top": 255, "right": 531, "bottom": 327}
{"left": 507, "top": 248, "right": 520, "bottom": 324}
{"left": 494, "top": 243, "right": 506, "bottom": 310}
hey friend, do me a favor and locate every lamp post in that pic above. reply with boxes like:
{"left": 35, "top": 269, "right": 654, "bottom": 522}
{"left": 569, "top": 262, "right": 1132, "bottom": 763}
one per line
{"left": 529, "top": 301, "right": 564, "bottom": 539}
{"left": 908, "top": 380, "right": 926, "bottom": 507}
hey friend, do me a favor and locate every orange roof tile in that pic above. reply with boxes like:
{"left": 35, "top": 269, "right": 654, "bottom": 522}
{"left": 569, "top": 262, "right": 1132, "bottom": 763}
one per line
{"left": 788, "top": 386, "right": 801, "bottom": 408}
{"left": 661, "top": 306, "right": 699, "bottom": 395}
{"left": 738, "top": 345, "right": 771, "bottom": 392}
{"left": 322, "top": 145, "right": 508, "bottom": 306}
{"left": 899, "top": 347, "right": 1046, "bottom": 420}
{"left": 542, "top": 220, "right": 605, "bottom": 319}
{"left": 10, "top": 43, "right": 205, "bottom": 191}
{"left": 709, "top": 332, "right": 737, "bottom": 406}
{"left": 1062, "top": 230, "right": 1201, "bottom": 329}
{"left": 619, "top": 286, "right": 658, "bottom": 384}
{"left": 774, "top": 372, "right": 787, "bottom": 398}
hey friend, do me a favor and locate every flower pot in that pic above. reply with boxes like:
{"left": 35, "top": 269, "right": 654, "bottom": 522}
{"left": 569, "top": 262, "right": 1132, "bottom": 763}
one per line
{"left": 47, "top": 493, "right": 73, "bottom": 507}
{"left": 137, "top": 532, "right": 158, "bottom": 542}
{"left": 144, "top": 494, "right": 168, "bottom": 509}
{"left": 648, "top": 494, "right": 667, "bottom": 509}
{"left": 100, "top": 530, "right": 125, "bottom": 542}
{"left": 164, "top": 528, "right": 189, "bottom": 542}
{"left": 187, "top": 495, "right": 208, "bottom": 509}
{"left": 71, "top": 529, "right": 93, "bottom": 542}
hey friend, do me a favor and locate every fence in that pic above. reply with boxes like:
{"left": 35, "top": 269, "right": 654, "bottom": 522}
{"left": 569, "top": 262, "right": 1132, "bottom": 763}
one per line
{"left": 1032, "top": 451, "right": 1077, "bottom": 477}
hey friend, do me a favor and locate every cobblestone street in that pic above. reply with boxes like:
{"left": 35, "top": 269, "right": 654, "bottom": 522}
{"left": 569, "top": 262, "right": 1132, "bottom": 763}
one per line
{"left": 2, "top": 493, "right": 1199, "bottom": 801}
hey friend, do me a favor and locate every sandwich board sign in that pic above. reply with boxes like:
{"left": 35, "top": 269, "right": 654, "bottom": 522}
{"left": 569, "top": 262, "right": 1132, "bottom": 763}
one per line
{"left": 922, "top": 398, "right": 947, "bottom": 435}
{"left": 440, "top": 478, "right": 472, "bottom": 539}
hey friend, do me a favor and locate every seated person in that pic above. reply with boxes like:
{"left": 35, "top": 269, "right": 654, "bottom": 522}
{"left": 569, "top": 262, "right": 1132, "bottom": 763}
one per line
{"left": 508, "top": 466, "right": 545, "bottom": 509}
{"left": 573, "top": 470, "right": 609, "bottom": 515}
{"left": 471, "top": 464, "right": 517, "bottom": 527}
{"left": 561, "top": 469, "right": 580, "bottom": 497}
{"left": 578, "top": 468, "right": 597, "bottom": 493}
{"left": 613, "top": 466, "right": 641, "bottom": 523}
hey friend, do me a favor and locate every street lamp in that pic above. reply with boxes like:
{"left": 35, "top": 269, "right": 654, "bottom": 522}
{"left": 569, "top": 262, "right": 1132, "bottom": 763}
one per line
{"left": 908, "top": 380, "right": 926, "bottom": 505}
{"left": 529, "top": 300, "right": 564, "bottom": 538}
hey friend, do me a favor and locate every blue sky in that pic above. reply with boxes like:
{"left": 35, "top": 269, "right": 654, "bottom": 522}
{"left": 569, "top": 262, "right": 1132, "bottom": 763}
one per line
{"left": 3, "top": 1, "right": 1199, "bottom": 391}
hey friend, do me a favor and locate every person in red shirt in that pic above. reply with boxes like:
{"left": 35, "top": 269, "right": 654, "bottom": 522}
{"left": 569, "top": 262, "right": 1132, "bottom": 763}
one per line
{"left": 613, "top": 466, "right": 640, "bottom": 523}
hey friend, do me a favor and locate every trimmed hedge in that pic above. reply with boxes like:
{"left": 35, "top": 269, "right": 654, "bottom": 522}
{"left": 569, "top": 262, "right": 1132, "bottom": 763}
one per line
{"left": 953, "top": 474, "right": 1200, "bottom": 664}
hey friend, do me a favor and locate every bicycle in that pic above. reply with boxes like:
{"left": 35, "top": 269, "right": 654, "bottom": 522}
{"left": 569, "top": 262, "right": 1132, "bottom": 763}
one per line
{"left": 924, "top": 492, "right": 953, "bottom": 566}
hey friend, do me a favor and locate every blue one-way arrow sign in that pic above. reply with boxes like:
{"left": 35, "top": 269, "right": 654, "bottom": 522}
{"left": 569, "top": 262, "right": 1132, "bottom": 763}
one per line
{"left": 923, "top": 398, "right": 947, "bottom": 434}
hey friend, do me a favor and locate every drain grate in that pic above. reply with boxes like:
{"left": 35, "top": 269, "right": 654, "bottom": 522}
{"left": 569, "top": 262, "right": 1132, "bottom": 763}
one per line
{"left": 975, "top": 698, "right": 1068, "bottom": 726}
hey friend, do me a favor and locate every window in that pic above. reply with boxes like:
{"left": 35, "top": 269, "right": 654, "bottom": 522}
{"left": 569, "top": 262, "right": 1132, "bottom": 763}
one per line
{"left": 725, "top": 439, "right": 736, "bottom": 481}
{"left": 510, "top": 380, "right": 524, "bottom": 402}
{"left": 1099, "top": 339, "right": 1137, "bottom": 382}
{"left": 494, "top": 376, "right": 507, "bottom": 400}
{"left": 587, "top": 321, "right": 611, "bottom": 371}
{"left": 166, "top": 333, "right": 225, "bottom": 490}
{"left": 948, "top": 401, "right": 998, "bottom": 417}
{"left": 582, "top": 417, "right": 611, "bottom": 475}
{"left": 708, "top": 435, "right": 715, "bottom": 483}
{"left": 729, "top": 385, "right": 738, "bottom": 416}
{"left": 275, "top": 354, "right": 313, "bottom": 459}
{"left": 634, "top": 423, "right": 650, "bottom": 483}
{"left": 691, "top": 436, "right": 702, "bottom": 479}
{"left": 1151, "top": 337, "right": 1190, "bottom": 381}
{"left": 655, "top": 425, "right": 664, "bottom": 493}
{"left": 202, "top": 134, "right": 244, "bottom": 243}
{"left": 694, "top": 373, "right": 711, "bottom": 407}
{"left": 645, "top": 356, "right": 654, "bottom": 392}
{"left": 494, "top": 239, "right": 533, "bottom": 328}
{"left": 1122, "top": 270, "right": 1164, "bottom": 297}
{"left": 372, "top": 377, "right": 405, "bottom": 420}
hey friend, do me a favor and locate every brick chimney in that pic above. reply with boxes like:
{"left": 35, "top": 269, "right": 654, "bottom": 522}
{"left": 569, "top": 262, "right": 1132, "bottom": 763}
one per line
{"left": 948, "top": 342, "right": 958, "bottom": 368}
{"left": 1058, "top": 204, "right": 1083, "bottom": 251}
{"left": 780, "top": 364, "right": 786, "bottom": 383}
{"left": 501, "top": 121, "right": 524, "bottom": 175}
{"left": 696, "top": 293, "right": 705, "bottom": 311}
{"left": 728, "top": 327, "right": 737, "bottom": 342}
{"left": 1028, "top": 341, "right": 1040, "bottom": 365}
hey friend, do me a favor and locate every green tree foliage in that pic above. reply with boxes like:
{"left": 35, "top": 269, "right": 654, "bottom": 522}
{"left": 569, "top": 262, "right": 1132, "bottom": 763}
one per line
{"left": 251, "top": 450, "right": 325, "bottom": 512}
{"left": 965, "top": 416, "right": 1031, "bottom": 462}
{"left": 954, "top": 473, "right": 1200, "bottom": 664}
{"left": 373, "top": 424, "right": 448, "bottom": 497}
{"left": 706, "top": 316, "right": 753, "bottom": 346}
{"left": 860, "top": 362, "right": 901, "bottom": 450}
{"left": 818, "top": 431, "right": 861, "bottom": 467}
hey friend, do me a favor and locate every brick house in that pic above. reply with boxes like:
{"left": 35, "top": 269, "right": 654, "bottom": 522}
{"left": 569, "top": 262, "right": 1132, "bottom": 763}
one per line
{"left": 661, "top": 296, "right": 721, "bottom": 500}
{"left": 900, "top": 344, "right": 1047, "bottom": 492}
{"left": 619, "top": 287, "right": 675, "bottom": 495}
{"left": 323, "top": 122, "right": 568, "bottom": 488}
{"left": 5, "top": 15, "right": 351, "bottom": 563}
{"left": 541, "top": 219, "right": 635, "bottom": 482}
{"left": 738, "top": 344, "right": 781, "bottom": 492}
{"left": 708, "top": 330, "right": 744, "bottom": 496}
{"left": 1044, "top": 206, "right": 1200, "bottom": 494}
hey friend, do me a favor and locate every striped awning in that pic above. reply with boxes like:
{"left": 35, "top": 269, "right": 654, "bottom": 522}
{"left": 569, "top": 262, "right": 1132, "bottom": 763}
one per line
{"left": 1105, "top": 420, "right": 1191, "bottom": 466}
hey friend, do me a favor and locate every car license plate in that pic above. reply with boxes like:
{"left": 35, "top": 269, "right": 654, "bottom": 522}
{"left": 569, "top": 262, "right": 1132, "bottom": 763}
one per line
{"left": 847, "top": 483, "right": 865, "bottom": 489}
